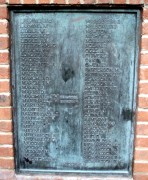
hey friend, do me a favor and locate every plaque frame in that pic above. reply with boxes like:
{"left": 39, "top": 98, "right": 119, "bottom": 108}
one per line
{"left": 10, "top": 7, "right": 141, "bottom": 176}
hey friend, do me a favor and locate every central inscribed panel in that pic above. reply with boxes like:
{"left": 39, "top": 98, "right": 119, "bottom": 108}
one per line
{"left": 11, "top": 9, "right": 139, "bottom": 175}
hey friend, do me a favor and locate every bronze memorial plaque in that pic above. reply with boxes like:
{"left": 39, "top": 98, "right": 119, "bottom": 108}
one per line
{"left": 11, "top": 8, "right": 140, "bottom": 175}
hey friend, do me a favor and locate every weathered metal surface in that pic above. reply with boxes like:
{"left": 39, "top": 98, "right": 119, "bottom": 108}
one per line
{"left": 11, "top": 9, "right": 140, "bottom": 175}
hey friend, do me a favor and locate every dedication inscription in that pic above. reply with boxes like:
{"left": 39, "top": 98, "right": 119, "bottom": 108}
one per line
{"left": 11, "top": 9, "right": 140, "bottom": 175}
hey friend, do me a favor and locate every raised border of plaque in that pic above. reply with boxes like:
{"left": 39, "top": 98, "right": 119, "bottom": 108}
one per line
{"left": 10, "top": 7, "right": 140, "bottom": 176}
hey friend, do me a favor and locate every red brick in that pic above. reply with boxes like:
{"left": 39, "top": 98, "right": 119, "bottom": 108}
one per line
{"left": 143, "top": 8, "right": 148, "bottom": 20}
{"left": 140, "top": 68, "right": 148, "bottom": 80}
{"left": 135, "top": 150, "right": 148, "bottom": 160}
{"left": 0, "top": 158, "right": 14, "bottom": 169}
{"left": 137, "top": 111, "right": 148, "bottom": 121}
{"left": 141, "top": 54, "right": 148, "bottom": 65}
{"left": 98, "top": 0, "right": 110, "bottom": 3}
{"left": 129, "top": 0, "right": 142, "bottom": 4}
{"left": 136, "top": 124, "right": 148, "bottom": 135}
{"left": 0, "top": 121, "right": 12, "bottom": 132}
{"left": 9, "top": 0, "right": 21, "bottom": 4}
{"left": 68, "top": 0, "right": 80, "bottom": 3}
{"left": 114, "top": 0, "right": 126, "bottom": 3}
{"left": 0, "top": 108, "right": 12, "bottom": 120}
{"left": 83, "top": 0, "right": 96, "bottom": 3}
{"left": 0, "top": 37, "right": 9, "bottom": 50}
{"left": 0, "top": 0, "right": 6, "bottom": 4}
{"left": 24, "top": 0, "right": 36, "bottom": 4}
{"left": 134, "top": 163, "right": 148, "bottom": 173}
{"left": 138, "top": 97, "right": 148, "bottom": 108}
{"left": 0, "top": 147, "right": 13, "bottom": 157}
{"left": 0, "top": 22, "right": 8, "bottom": 34}
{"left": 39, "top": 0, "right": 49, "bottom": 3}
{"left": 142, "top": 40, "right": 147, "bottom": 52}
{"left": 0, "top": 134, "right": 13, "bottom": 144}
{"left": 0, "top": 81, "right": 10, "bottom": 93}
{"left": 142, "top": 38, "right": 148, "bottom": 50}
{"left": 54, "top": 0, "right": 65, "bottom": 3}
{"left": 142, "top": 23, "right": 148, "bottom": 35}
{"left": 134, "top": 174, "right": 148, "bottom": 180}
{"left": 139, "top": 83, "right": 148, "bottom": 94}
{"left": 144, "top": 0, "right": 148, "bottom": 4}
{"left": 135, "top": 137, "right": 148, "bottom": 148}
{"left": 0, "top": 169, "right": 15, "bottom": 180}
{"left": 0, "top": 95, "right": 11, "bottom": 106}
{"left": 0, "top": 67, "right": 10, "bottom": 79}
{"left": 0, "top": 53, "right": 9, "bottom": 64}
{"left": 0, "top": 7, "right": 8, "bottom": 19}
{"left": 138, "top": 96, "right": 148, "bottom": 108}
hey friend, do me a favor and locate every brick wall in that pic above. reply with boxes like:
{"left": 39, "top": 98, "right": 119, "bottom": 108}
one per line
{"left": 0, "top": 0, "right": 147, "bottom": 180}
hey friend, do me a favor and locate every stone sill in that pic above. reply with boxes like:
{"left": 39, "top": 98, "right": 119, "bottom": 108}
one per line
{"left": 15, "top": 176, "right": 133, "bottom": 180}
{"left": 0, "top": 170, "right": 133, "bottom": 180}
